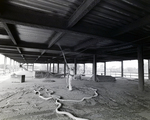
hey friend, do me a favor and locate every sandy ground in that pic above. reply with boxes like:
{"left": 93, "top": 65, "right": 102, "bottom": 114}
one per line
{"left": 0, "top": 71, "right": 150, "bottom": 120}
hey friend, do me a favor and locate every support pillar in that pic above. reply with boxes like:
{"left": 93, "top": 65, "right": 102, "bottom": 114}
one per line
{"left": 93, "top": 55, "right": 97, "bottom": 81}
{"left": 47, "top": 63, "right": 48, "bottom": 72}
{"left": 10, "top": 59, "right": 12, "bottom": 73}
{"left": 74, "top": 58, "right": 77, "bottom": 75}
{"left": 53, "top": 63, "right": 54, "bottom": 73}
{"left": 138, "top": 45, "right": 144, "bottom": 91}
{"left": 57, "top": 62, "right": 59, "bottom": 73}
{"left": 4, "top": 56, "right": 6, "bottom": 74}
{"left": 32, "top": 63, "right": 34, "bottom": 71}
{"left": 104, "top": 62, "right": 106, "bottom": 76}
{"left": 64, "top": 63, "right": 66, "bottom": 77}
{"left": 83, "top": 63, "right": 85, "bottom": 74}
{"left": 148, "top": 60, "right": 150, "bottom": 80}
{"left": 121, "top": 61, "right": 123, "bottom": 77}
{"left": 27, "top": 63, "right": 28, "bottom": 71}
{"left": 50, "top": 63, "right": 51, "bottom": 72}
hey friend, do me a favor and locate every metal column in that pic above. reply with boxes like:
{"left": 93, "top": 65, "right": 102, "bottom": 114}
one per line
{"left": 121, "top": 61, "right": 124, "bottom": 77}
{"left": 148, "top": 60, "right": 150, "bottom": 80}
{"left": 138, "top": 45, "right": 144, "bottom": 91}
{"left": 4, "top": 56, "right": 6, "bottom": 74}
{"left": 47, "top": 63, "right": 48, "bottom": 72}
{"left": 57, "top": 62, "right": 59, "bottom": 73}
{"left": 53, "top": 63, "right": 54, "bottom": 73}
{"left": 74, "top": 58, "right": 77, "bottom": 75}
{"left": 93, "top": 55, "right": 97, "bottom": 81}
{"left": 50, "top": 63, "right": 51, "bottom": 72}
{"left": 64, "top": 63, "right": 66, "bottom": 77}
{"left": 104, "top": 62, "right": 106, "bottom": 76}
{"left": 83, "top": 63, "right": 85, "bottom": 74}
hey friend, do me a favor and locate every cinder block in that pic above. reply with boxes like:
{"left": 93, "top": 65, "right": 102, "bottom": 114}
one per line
{"left": 11, "top": 74, "right": 25, "bottom": 83}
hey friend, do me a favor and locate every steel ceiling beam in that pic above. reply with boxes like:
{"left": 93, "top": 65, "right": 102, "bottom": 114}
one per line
{"left": 0, "top": 5, "right": 122, "bottom": 43}
{"left": 0, "top": 42, "right": 60, "bottom": 51}
{"left": 2, "top": 23, "right": 26, "bottom": 62}
{"left": 111, "top": 15, "right": 150, "bottom": 37}
{"left": 35, "top": 32, "right": 65, "bottom": 62}
{"left": 74, "top": 38, "right": 98, "bottom": 51}
{"left": 67, "top": 0, "right": 101, "bottom": 27}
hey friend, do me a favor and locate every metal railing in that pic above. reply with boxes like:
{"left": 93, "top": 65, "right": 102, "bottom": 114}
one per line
{"left": 97, "top": 71, "right": 149, "bottom": 79}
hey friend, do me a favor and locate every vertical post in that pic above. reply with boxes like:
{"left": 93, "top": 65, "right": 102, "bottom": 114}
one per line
{"left": 4, "top": 56, "right": 6, "bottom": 74}
{"left": 83, "top": 63, "right": 85, "bottom": 74}
{"left": 13, "top": 60, "right": 15, "bottom": 72}
{"left": 64, "top": 63, "right": 66, "bottom": 77}
{"left": 27, "top": 63, "right": 28, "bottom": 71}
{"left": 121, "top": 61, "right": 123, "bottom": 77}
{"left": 138, "top": 45, "right": 144, "bottom": 91}
{"left": 10, "top": 59, "right": 12, "bottom": 73}
{"left": 148, "top": 60, "right": 150, "bottom": 80}
{"left": 16, "top": 61, "right": 18, "bottom": 71}
{"left": 74, "top": 58, "right": 77, "bottom": 75}
{"left": 32, "top": 63, "right": 34, "bottom": 71}
{"left": 93, "top": 55, "right": 97, "bottom": 81}
{"left": 53, "top": 63, "right": 55, "bottom": 73}
{"left": 50, "top": 63, "right": 51, "bottom": 72}
{"left": 47, "top": 63, "right": 48, "bottom": 72}
{"left": 104, "top": 62, "right": 106, "bottom": 76}
{"left": 57, "top": 62, "right": 59, "bottom": 73}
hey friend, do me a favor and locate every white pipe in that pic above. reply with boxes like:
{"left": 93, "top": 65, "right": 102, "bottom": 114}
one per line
{"left": 34, "top": 87, "right": 98, "bottom": 120}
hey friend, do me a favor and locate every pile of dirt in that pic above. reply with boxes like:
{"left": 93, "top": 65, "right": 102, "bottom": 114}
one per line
{"left": 35, "top": 71, "right": 64, "bottom": 78}
{"left": 90, "top": 75, "right": 116, "bottom": 82}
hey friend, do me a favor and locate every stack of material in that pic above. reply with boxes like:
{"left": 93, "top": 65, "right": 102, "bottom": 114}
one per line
{"left": 91, "top": 75, "right": 116, "bottom": 82}
{"left": 35, "top": 71, "right": 51, "bottom": 78}
{"left": 35, "top": 71, "right": 64, "bottom": 78}
{"left": 11, "top": 73, "right": 25, "bottom": 83}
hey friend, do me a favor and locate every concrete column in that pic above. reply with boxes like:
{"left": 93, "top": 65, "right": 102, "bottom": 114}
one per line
{"left": 57, "top": 62, "right": 59, "bottom": 73}
{"left": 4, "top": 56, "right": 6, "bottom": 74}
{"left": 148, "top": 60, "right": 150, "bottom": 80}
{"left": 121, "top": 61, "right": 123, "bottom": 77}
{"left": 93, "top": 55, "right": 97, "bottom": 81}
{"left": 64, "top": 63, "right": 66, "bottom": 77}
{"left": 104, "top": 62, "right": 106, "bottom": 76}
{"left": 74, "top": 58, "right": 77, "bottom": 75}
{"left": 138, "top": 45, "right": 144, "bottom": 91}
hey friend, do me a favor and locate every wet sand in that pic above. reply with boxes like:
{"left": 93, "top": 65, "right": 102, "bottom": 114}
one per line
{"left": 0, "top": 71, "right": 150, "bottom": 120}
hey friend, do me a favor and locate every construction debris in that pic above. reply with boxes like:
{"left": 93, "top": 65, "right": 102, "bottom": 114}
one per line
{"left": 90, "top": 75, "right": 116, "bottom": 82}
{"left": 11, "top": 73, "right": 25, "bottom": 83}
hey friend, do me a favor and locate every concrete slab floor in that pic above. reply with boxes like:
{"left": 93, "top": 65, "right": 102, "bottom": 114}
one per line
{"left": 0, "top": 71, "right": 150, "bottom": 120}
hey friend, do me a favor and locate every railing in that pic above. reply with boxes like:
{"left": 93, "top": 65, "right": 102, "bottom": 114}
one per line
{"left": 97, "top": 71, "right": 149, "bottom": 79}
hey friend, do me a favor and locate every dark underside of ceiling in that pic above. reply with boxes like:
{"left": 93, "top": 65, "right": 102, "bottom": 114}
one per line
{"left": 0, "top": 0, "right": 150, "bottom": 63}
